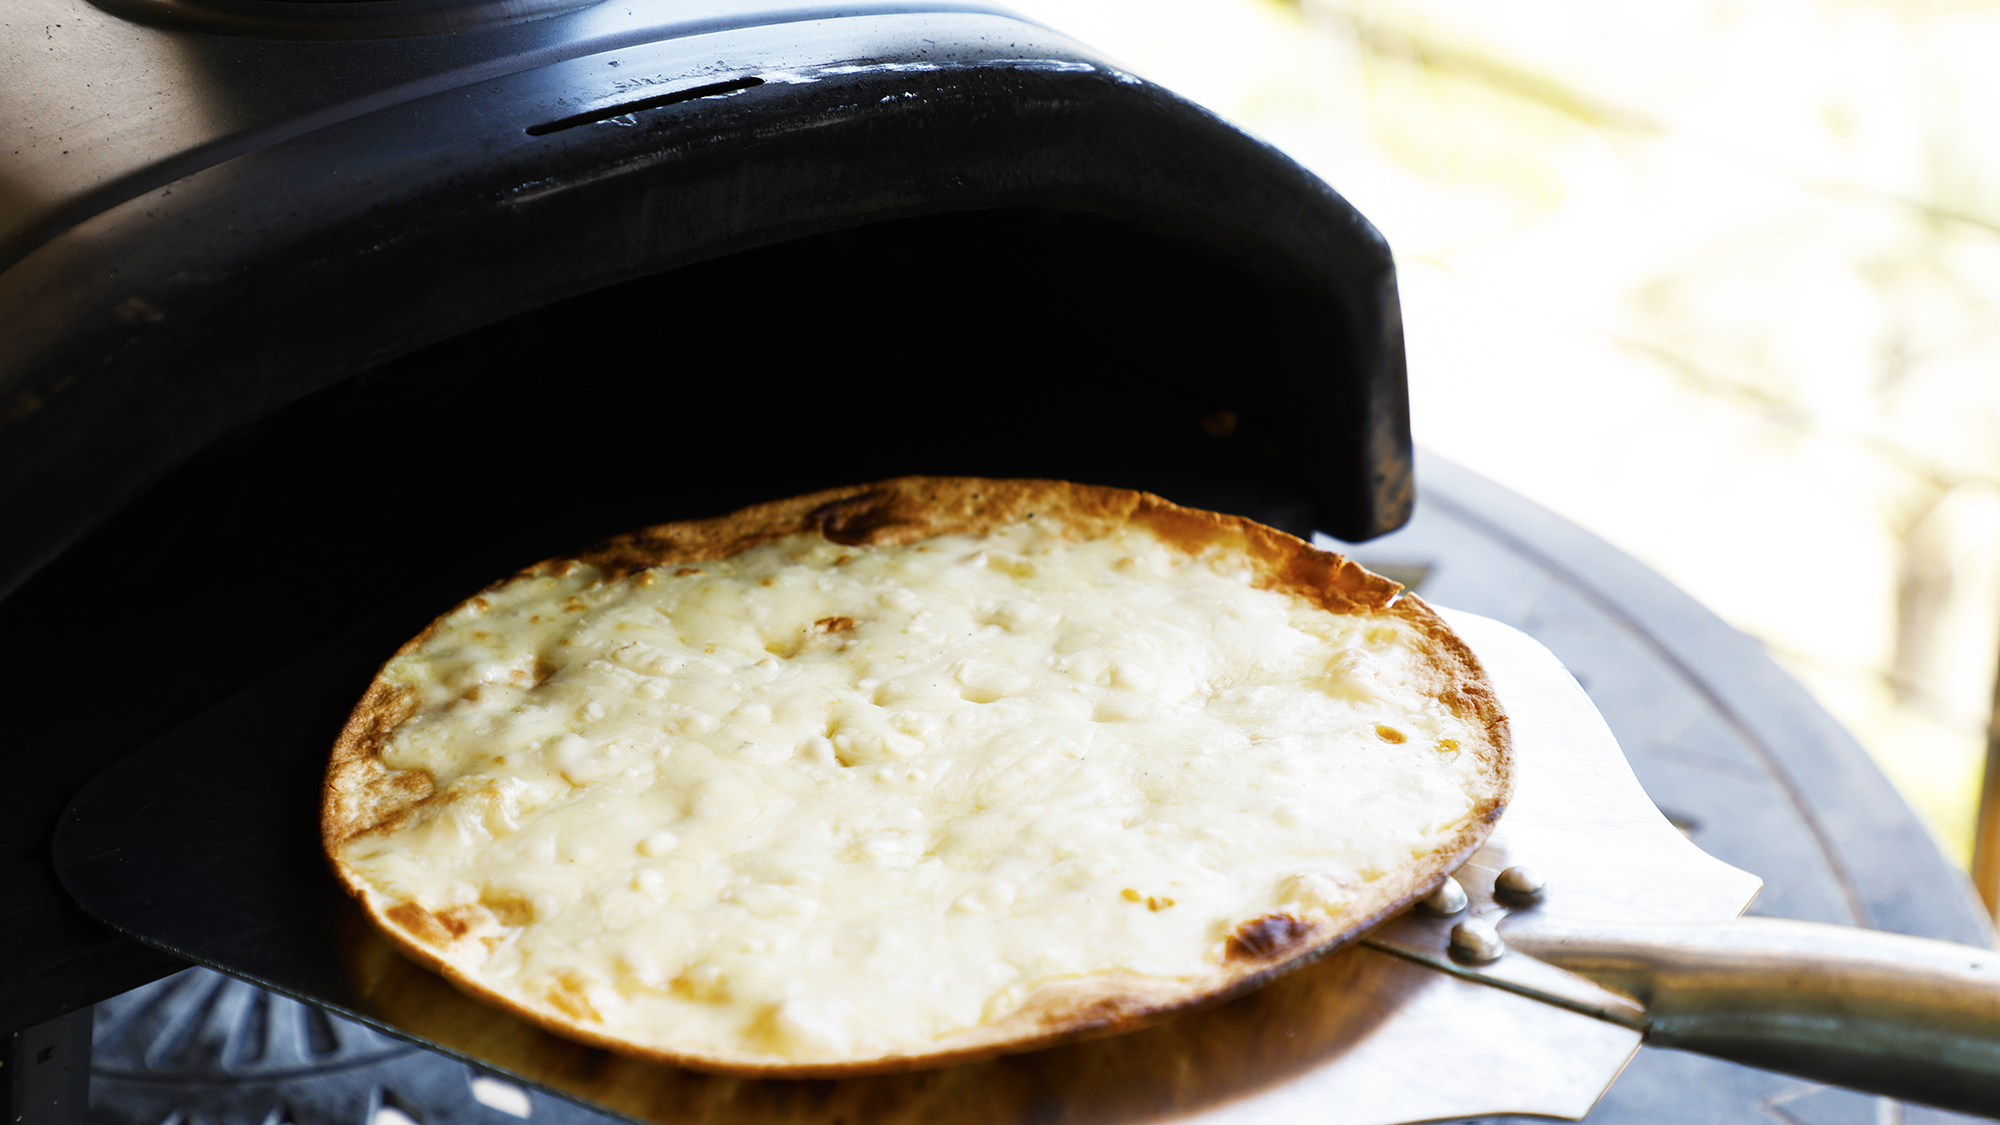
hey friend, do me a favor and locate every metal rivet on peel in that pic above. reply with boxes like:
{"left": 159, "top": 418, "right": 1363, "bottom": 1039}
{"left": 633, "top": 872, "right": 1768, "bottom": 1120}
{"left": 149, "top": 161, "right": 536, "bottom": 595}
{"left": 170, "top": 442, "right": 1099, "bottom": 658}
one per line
{"left": 1495, "top": 865, "right": 1546, "bottom": 904}
{"left": 1420, "top": 876, "right": 1468, "bottom": 916}
{"left": 1449, "top": 917, "right": 1505, "bottom": 963}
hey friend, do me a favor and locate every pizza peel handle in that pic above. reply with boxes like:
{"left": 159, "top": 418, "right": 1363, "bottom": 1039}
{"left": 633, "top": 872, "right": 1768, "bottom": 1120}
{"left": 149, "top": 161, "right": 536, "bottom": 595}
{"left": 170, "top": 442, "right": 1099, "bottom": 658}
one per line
{"left": 1403, "top": 612, "right": 2000, "bottom": 1118}
{"left": 1506, "top": 917, "right": 2000, "bottom": 1115}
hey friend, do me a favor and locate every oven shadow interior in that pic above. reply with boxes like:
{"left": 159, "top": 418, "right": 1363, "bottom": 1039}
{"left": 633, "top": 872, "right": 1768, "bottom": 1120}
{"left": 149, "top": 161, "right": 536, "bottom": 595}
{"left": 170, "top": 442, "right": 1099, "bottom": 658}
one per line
{"left": 6, "top": 206, "right": 1339, "bottom": 864}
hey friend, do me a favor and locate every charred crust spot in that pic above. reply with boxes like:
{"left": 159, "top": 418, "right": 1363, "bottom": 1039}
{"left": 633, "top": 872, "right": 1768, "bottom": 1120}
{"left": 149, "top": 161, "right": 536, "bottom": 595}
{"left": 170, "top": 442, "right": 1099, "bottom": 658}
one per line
{"left": 386, "top": 902, "right": 455, "bottom": 949}
{"left": 1375, "top": 724, "right": 1407, "bottom": 743}
{"left": 1226, "top": 914, "right": 1315, "bottom": 962}
{"left": 808, "top": 491, "right": 899, "bottom": 546}
{"left": 532, "top": 658, "right": 559, "bottom": 686}
{"left": 480, "top": 891, "right": 536, "bottom": 926}
{"left": 547, "top": 971, "right": 602, "bottom": 1022}
{"left": 436, "top": 905, "right": 478, "bottom": 938}
{"left": 675, "top": 567, "right": 703, "bottom": 577}
{"left": 813, "top": 616, "right": 856, "bottom": 635}
{"left": 387, "top": 770, "right": 433, "bottom": 802}
{"left": 1050, "top": 994, "right": 1147, "bottom": 1034}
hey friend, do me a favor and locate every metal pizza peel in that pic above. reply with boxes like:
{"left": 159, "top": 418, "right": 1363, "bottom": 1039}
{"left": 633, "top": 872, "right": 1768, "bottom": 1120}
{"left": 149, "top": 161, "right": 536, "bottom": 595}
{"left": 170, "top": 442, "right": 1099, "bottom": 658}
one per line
{"left": 57, "top": 609, "right": 2000, "bottom": 1124}
{"left": 313, "top": 609, "right": 1664, "bottom": 1125}
{"left": 1343, "top": 610, "right": 2000, "bottom": 1122}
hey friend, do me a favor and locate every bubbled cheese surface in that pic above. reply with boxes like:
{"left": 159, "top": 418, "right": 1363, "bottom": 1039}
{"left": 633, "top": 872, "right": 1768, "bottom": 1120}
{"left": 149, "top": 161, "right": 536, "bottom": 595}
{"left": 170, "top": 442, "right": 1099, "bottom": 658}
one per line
{"left": 337, "top": 519, "right": 1492, "bottom": 1066}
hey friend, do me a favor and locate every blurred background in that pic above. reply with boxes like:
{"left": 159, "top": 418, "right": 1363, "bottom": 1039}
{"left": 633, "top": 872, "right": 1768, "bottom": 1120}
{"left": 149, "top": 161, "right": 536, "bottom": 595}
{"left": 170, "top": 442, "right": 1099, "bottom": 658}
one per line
{"left": 1009, "top": 0, "right": 2000, "bottom": 882}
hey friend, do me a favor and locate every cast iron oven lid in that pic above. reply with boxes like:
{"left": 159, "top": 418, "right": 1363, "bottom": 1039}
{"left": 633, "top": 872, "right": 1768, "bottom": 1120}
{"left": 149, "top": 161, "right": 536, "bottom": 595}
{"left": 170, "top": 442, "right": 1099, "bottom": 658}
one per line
{"left": 0, "top": 0, "right": 1412, "bottom": 607}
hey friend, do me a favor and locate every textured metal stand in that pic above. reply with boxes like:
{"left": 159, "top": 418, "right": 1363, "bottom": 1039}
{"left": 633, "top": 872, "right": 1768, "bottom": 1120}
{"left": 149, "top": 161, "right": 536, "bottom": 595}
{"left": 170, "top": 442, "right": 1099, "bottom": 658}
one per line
{"left": 89, "top": 969, "right": 620, "bottom": 1125}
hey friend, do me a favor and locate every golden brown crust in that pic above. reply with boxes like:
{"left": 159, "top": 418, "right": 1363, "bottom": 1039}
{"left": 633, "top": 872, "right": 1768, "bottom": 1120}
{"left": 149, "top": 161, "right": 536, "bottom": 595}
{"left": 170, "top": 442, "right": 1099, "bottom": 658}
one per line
{"left": 322, "top": 476, "right": 1512, "bottom": 1077}
{"left": 322, "top": 681, "right": 428, "bottom": 857}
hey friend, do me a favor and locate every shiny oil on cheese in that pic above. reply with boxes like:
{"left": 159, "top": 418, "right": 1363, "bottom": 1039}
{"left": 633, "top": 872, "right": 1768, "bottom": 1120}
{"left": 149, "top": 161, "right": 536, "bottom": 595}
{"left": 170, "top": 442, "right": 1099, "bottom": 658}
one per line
{"left": 338, "top": 519, "right": 1490, "bottom": 1064}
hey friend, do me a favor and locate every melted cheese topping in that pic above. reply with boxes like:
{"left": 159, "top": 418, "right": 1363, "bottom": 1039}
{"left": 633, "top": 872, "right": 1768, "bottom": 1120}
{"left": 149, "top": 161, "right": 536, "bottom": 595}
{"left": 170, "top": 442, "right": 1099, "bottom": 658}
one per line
{"left": 340, "top": 520, "right": 1489, "bottom": 1064}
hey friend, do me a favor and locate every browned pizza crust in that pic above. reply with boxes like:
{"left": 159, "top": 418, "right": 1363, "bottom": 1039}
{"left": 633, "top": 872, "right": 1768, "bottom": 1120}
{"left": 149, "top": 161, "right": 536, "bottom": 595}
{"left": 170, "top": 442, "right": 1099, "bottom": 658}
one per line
{"left": 323, "top": 477, "right": 1511, "bottom": 1077}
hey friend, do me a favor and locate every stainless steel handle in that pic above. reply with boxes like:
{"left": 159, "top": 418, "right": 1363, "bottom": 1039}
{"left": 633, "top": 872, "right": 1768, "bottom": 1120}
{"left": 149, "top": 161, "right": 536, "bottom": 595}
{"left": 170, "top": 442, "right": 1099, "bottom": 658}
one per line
{"left": 1506, "top": 917, "right": 2000, "bottom": 1115}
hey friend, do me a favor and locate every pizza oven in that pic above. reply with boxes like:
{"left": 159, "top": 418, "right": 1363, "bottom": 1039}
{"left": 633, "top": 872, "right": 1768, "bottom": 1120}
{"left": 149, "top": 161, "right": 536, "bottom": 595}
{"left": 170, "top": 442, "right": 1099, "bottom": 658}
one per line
{"left": 17, "top": 2, "right": 2000, "bottom": 1122}
{"left": 1, "top": 0, "right": 1411, "bottom": 1118}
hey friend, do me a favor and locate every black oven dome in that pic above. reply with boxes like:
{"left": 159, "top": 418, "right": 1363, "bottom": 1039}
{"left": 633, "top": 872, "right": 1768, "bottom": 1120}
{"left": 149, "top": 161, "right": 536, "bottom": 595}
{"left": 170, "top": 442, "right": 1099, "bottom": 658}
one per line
{"left": 0, "top": 0, "right": 1411, "bottom": 607}
{"left": 86, "top": 0, "right": 603, "bottom": 38}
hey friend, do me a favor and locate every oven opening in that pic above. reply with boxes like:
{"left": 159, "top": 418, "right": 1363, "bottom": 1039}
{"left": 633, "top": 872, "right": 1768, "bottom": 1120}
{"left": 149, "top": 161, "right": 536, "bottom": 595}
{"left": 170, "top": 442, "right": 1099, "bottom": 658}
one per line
{"left": 4, "top": 206, "right": 1336, "bottom": 803}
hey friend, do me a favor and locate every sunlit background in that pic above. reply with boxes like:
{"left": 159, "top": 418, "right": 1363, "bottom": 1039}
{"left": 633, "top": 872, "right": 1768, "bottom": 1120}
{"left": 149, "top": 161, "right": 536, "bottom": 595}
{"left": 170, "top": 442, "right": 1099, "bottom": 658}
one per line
{"left": 1010, "top": 0, "right": 2000, "bottom": 879}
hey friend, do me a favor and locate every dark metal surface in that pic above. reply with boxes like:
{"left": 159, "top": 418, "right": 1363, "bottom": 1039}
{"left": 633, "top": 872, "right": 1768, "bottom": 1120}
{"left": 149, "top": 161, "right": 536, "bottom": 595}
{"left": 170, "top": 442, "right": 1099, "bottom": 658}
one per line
{"left": 6, "top": 1008, "right": 92, "bottom": 1125}
{"left": 55, "top": 618, "right": 409, "bottom": 1014}
{"left": 2, "top": 858, "right": 189, "bottom": 1034}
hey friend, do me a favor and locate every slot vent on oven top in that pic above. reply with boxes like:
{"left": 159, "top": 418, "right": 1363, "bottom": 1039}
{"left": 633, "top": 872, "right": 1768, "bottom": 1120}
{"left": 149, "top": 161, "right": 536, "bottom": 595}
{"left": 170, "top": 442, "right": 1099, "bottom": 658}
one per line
{"left": 527, "top": 76, "right": 766, "bottom": 136}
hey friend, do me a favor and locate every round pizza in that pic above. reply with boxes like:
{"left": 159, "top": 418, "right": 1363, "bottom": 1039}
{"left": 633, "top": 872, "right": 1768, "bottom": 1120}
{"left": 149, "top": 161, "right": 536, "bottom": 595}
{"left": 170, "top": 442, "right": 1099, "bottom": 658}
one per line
{"left": 322, "top": 477, "right": 1510, "bottom": 1075}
